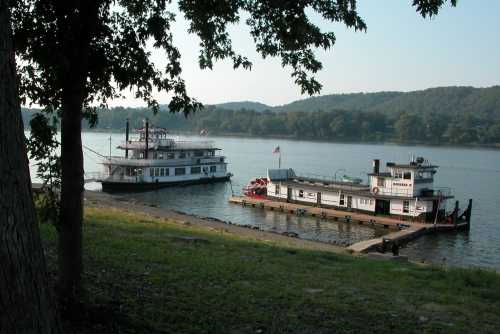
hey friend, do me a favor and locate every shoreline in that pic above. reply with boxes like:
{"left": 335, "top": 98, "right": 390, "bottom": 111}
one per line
{"left": 83, "top": 190, "right": 347, "bottom": 254}
{"left": 76, "top": 129, "right": 500, "bottom": 151}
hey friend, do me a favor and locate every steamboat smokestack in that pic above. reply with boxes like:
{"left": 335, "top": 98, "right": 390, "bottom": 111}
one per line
{"left": 145, "top": 118, "right": 149, "bottom": 159}
{"left": 125, "top": 118, "right": 129, "bottom": 158}
{"left": 373, "top": 159, "right": 380, "bottom": 174}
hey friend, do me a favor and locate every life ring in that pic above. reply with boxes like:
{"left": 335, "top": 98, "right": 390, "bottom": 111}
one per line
{"left": 372, "top": 187, "right": 379, "bottom": 194}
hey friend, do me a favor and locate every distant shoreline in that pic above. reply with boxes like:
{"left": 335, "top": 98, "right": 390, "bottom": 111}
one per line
{"left": 79, "top": 128, "right": 500, "bottom": 151}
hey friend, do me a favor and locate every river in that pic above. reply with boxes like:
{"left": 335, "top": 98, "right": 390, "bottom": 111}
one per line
{"left": 33, "top": 131, "right": 500, "bottom": 270}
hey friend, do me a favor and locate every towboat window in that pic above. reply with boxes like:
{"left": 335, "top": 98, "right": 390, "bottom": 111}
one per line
{"left": 403, "top": 200, "right": 410, "bottom": 213}
{"left": 377, "top": 178, "right": 384, "bottom": 187}
{"left": 403, "top": 172, "right": 412, "bottom": 180}
{"left": 179, "top": 152, "right": 186, "bottom": 159}
{"left": 160, "top": 168, "right": 165, "bottom": 177}
{"left": 175, "top": 167, "right": 186, "bottom": 175}
{"left": 191, "top": 167, "right": 201, "bottom": 174}
{"left": 167, "top": 153, "right": 174, "bottom": 159}
{"left": 210, "top": 166, "right": 217, "bottom": 172}
{"left": 394, "top": 171, "right": 403, "bottom": 179}
{"left": 298, "top": 190, "right": 304, "bottom": 198}
{"left": 340, "top": 194, "right": 345, "bottom": 205}
{"left": 158, "top": 154, "right": 163, "bottom": 159}
{"left": 275, "top": 184, "right": 280, "bottom": 195}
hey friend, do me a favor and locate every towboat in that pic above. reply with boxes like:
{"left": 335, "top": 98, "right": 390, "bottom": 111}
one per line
{"left": 97, "top": 119, "right": 231, "bottom": 192}
{"left": 242, "top": 157, "right": 472, "bottom": 225}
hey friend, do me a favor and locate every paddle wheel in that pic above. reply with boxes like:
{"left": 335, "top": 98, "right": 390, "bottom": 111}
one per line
{"left": 243, "top": 177, "right": 268, "bottom": 199}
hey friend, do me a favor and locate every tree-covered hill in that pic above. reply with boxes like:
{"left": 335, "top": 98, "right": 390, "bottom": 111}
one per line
{"left": 213, "top": 101, "right": 271, "bottom": 112}
{"left": 21, "top": 86, "right": 500, "bottom": 146}
{"left": 273, "top": 86, "right": 500, "bottom": 119}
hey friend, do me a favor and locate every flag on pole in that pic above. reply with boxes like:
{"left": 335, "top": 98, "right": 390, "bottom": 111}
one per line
{"left": 273, "top": 146, "right": 280, "bottom": 154}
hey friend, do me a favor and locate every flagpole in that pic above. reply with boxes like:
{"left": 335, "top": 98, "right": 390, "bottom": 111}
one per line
{"left": 279, "top": 151, "right": 281, "bottom": 169}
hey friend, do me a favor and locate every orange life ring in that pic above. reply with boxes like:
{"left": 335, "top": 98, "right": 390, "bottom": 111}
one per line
{"left": 372, "top": 187, "right": 379, "bottom": 194}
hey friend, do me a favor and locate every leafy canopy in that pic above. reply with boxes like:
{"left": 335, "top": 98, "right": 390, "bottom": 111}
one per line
{"left": 12, "top": 0, "right": 456, "bottom": 117}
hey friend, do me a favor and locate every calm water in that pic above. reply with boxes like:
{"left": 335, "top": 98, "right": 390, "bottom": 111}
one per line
{"left": 35, "top": 131, "right": 500, "bottom": 270}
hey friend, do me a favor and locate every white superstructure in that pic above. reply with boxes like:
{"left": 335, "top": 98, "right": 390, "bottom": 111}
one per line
{"left": 98, "top": 120, "right": 231, "bottom": 192}
{"left": 264, "top": 158, "right": 453, "bottom": 222}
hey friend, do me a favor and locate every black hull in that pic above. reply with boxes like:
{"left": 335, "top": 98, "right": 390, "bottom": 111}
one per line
{"left": 101, "top": 175, "right": 231, "bottom": 193}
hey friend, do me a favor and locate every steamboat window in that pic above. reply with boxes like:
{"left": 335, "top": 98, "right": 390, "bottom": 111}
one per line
{"left": 403, "top": 200, "right": 410, "bottom": 213}
{"left": 275, "top": 184, "right": 280, "bottom": 195}
{"left": 210, "top": 166, "right": 217, "bottom": 172}
{"left": 165, "top": 168, "right": 170, "bottom": 176}
{"left": 298, "top": 190, "right": 304, "bottom": 198}
{"left": 137, "top": 169, "right": 142, "bottom": 176}
{"left": 194, "top": 151, "right": 203, "bottom": 157}
{"left": 175, "top": 167, "right": 186, "bottom": 175}
{"left": 340, "top": 194, "right": 345, "bottom": 206}
{"left": 160, "top": 168, "right": 165, "bottom": 177}
{"left": 154, "top": 168, "right": 159, "bottom": 177}
{"left": 377, "top": 178, "right": 384, "bottom": 187}
{"left": 191, "top": 167, "right": 201, "bottom": 174}
{"left": 149, "top": 168, "right": 154, "bottom": 177}
{"left": 179, "top": 152, "right": 186, "bottom": 159}
{"left": 403, "top": 172, "right": 412, "bottom": 180}
{"left": 158, "top": 154, "right": 163, "bottom": 159}
{"left": 167, "top": 153, "right": 175, "bottom": 159}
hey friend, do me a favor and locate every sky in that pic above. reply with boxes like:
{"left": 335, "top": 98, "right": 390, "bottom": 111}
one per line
{"left": 111, "top": 1, "right": 500, "bottom": 108}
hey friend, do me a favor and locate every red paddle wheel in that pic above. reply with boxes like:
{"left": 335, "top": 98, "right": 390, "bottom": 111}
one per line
{"left": 243, "top": 177, "right": 268, "bottom": 199}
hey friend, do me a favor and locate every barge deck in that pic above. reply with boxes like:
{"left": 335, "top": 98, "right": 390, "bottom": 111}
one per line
{"left": 229, "top": 195, "right": 471, "bottom": 253}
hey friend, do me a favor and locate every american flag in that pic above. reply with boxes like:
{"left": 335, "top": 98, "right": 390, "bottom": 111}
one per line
{"left": 273, "top": 146, "right": 280, "bottom": 154}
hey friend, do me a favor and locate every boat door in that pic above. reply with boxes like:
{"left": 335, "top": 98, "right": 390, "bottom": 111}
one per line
{"left": 317, "top": 192, "right": 321, "bottom": 206}
{"left": 347, "top": 195, "right": 352, "bottom": 209}
{"left": 375, "top": 199, "right": 390, "bottom": 215}
{"left": 287, "top": 187, "right": 292, "bottom": 203}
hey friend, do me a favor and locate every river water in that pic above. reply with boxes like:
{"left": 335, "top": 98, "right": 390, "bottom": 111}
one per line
{"left": 40, "top": 131, "right": 500, "bottom": 270}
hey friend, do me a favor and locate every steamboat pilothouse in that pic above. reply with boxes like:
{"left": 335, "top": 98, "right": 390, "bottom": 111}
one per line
{"left": 98, "top": 119, "right": 231, "bottom": 192}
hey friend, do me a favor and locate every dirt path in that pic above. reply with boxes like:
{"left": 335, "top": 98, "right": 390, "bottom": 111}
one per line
{"left": 84, "top": 190, "right": 346, "bottom": 254}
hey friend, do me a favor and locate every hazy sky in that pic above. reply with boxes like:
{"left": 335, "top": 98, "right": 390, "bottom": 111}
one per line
{"left": 112, "top": 1, "right": 500, "bottom": 108}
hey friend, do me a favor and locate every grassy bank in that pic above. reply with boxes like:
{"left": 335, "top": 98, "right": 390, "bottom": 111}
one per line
{"left": 40, "top": 207, "right": 500, "bottom": 333}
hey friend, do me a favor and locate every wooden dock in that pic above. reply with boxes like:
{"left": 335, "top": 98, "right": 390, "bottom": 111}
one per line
{"left": 229, "top": 195, "right": 470, "bottom": 253}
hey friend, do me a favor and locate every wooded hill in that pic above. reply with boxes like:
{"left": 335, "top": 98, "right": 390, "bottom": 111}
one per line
{"left": 22, "top": 86, "right": 500, "bottom": 146}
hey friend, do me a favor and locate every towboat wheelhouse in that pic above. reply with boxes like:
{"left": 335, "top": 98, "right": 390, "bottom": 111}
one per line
{"left": 98, "top": 120, "right": 231, "bottom": 192}
{"left": 261, "top": 158, "right": 459, "bottom": 223}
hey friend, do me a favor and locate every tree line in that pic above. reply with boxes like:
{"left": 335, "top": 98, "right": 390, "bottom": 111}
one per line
{"left": 26, "top": 106, "right": 499, "bottom": 146}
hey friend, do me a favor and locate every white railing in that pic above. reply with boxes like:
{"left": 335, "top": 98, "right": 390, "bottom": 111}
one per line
{"left": 102, "top": 156, "right": 225, "bottom": 167}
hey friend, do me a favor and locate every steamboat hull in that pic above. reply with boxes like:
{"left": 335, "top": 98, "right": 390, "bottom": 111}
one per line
{"left": 101, "top": 175, "right": 231, "bottom": 193}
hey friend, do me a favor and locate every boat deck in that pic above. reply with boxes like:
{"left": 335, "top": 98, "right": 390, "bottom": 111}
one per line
{"left": 229, "top": 195, "right": 470, "bottom": 253}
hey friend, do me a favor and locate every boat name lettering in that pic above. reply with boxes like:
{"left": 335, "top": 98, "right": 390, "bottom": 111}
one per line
{"left": 393, "top": 182, "right": 411, "bottom": 187}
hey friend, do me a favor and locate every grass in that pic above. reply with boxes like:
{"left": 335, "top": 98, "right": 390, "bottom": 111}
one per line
{"left": 40, "top": 207, "right": 500, "bottom": 333}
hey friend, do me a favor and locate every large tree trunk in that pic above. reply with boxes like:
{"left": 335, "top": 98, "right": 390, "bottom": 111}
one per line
{"left": 57, "top": 93, "right": 84, "bottom": 305}
{"left": 0, "top": 2, "right": 61, "bottom": 333}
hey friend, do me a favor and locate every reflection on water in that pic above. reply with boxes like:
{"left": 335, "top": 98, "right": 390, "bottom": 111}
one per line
{"left": 33, "top": 131, "right": 500, "bottom": 270}
{"left": 118, "top": 182, "right": 387, "bottom": 246}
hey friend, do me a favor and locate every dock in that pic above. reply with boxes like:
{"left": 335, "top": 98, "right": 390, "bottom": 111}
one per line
{"left": 229, "top": 195, "right": 470, "bottom": 253}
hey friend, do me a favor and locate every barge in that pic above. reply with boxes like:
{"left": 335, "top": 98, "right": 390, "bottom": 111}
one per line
{"left": 240, "top": 157, "right": 472, "bottom": 227}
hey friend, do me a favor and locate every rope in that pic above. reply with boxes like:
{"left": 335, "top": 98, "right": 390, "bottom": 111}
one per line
{"left": 82, "top": 144, "right": 107, "bottom": 158}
